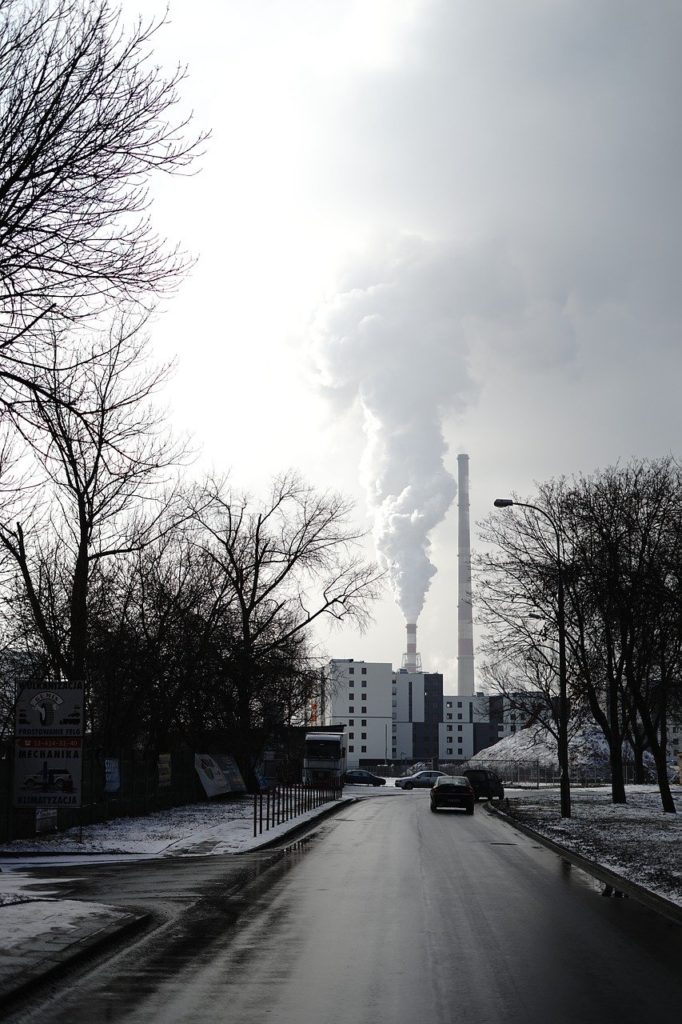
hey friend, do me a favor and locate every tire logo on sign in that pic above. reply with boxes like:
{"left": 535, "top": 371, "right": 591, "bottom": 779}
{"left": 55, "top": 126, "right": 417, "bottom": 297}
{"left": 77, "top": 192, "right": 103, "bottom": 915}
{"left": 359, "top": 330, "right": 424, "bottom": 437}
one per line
{"left": 29, "top": 691, "right": 64, "bottom": 727}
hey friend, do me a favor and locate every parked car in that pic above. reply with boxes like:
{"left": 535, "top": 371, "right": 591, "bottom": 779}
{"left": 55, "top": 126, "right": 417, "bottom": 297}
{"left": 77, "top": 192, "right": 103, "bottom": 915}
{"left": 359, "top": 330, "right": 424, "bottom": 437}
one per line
{"left": 395, "top": 770, "right": 447, "bottom": 790}
{"left": 463, "top": 768, "right": 504, "bottom": 801}
{"left": 430, "top": 775, "right": 475, "bottom": 814}
{"left": 343, "top": 769, "right": 386, "bottom": 787}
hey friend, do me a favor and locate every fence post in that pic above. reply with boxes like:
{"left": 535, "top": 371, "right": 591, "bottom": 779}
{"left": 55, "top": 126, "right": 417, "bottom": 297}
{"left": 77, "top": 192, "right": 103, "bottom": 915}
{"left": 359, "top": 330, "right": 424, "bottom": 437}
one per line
{"left": 253, "top": 795, "right": 257, "bottom": 838}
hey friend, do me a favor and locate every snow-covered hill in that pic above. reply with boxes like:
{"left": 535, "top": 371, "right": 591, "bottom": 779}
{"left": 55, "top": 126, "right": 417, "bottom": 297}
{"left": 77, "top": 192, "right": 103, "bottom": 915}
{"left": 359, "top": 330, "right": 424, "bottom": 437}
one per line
{"left": 468, "top": 723, "right": 661, "bottom": 772}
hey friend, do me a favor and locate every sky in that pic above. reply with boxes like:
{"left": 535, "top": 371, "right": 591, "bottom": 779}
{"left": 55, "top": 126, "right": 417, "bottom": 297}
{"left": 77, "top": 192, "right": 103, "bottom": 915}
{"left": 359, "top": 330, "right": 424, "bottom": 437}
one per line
{"left": 120, "top": 0, "right": 682, "bottom": 690}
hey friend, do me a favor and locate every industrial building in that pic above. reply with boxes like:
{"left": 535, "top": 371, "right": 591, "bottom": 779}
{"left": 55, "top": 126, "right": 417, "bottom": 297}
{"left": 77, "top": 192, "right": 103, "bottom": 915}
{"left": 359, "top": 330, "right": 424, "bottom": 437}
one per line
{"left": 322, "top": 659, "right": 504, "bottom": 769}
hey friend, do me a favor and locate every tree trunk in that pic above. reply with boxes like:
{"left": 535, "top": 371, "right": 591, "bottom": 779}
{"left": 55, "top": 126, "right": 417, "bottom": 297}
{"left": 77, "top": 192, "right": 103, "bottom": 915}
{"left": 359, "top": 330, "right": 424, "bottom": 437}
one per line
{"left": 607, "top": 679, "right": 626, "bottom": 803}
{"left": 632, "top": 742, "right": 646, "bottom": 784}
{"left": 608, "top": 740, "right": 627, "bottom": 804}
{"left": 652, "top": 745, "right": 676, "bottom": 812}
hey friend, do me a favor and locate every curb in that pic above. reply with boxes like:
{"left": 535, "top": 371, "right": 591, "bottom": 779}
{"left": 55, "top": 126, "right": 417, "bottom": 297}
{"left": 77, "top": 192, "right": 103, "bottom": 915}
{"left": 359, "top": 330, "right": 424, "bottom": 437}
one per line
{"left": 484, "top": 801, "right": 682, "bottom": 928}
{"left": 245, "top": 796, "right": 356, "bottom": 852}
{"left": 0, "top": 798, "right": 351, "bottom": 1011}
{"left": 0, "top": 798, "right": 358, "bottom": 860}
{"left": 0, "top": 906, "right": 150, "bottom": 1013}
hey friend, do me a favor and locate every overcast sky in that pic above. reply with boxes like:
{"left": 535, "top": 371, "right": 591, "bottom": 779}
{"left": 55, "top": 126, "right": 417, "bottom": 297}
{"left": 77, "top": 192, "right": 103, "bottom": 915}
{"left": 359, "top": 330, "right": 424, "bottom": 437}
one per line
{"left": 122, "top": 0, "right": 682, "bottom": 689}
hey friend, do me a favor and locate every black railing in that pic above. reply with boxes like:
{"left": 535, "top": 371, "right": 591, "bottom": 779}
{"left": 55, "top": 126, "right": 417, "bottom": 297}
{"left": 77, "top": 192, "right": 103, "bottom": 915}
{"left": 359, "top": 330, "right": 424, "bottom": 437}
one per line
{"left": 253, "top": 783, "right": 341, "bottom": 838}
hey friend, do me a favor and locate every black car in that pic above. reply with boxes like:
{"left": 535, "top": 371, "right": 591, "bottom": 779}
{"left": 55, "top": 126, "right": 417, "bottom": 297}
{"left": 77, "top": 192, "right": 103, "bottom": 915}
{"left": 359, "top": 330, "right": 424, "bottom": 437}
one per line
{"left": 463, "top": 768, "right": 504, "bottom": 801}
{"left": 343, "top": 769, "right": 386, "bottom": 787}
{"left": 395, "top": 770, "right": 447, "bottom": 790}
{"left": 430, "top": 775, "right": 475, "bottom": 814}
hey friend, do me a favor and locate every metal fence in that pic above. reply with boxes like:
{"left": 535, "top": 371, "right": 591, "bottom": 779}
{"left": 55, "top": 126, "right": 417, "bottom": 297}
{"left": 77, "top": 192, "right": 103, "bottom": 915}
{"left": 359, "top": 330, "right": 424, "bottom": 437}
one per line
{"left": 454, "top": 759, "right": 646, "bottom": 788}
{"left": 253, "top": 783, "right": 341, "bottom": 838}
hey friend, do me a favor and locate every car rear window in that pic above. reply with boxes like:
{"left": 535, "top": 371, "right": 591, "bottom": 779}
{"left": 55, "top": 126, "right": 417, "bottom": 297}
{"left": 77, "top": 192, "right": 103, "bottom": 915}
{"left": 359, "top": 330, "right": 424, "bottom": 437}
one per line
{"left": 435, "top": 776, "right": 469, "bottom": 787}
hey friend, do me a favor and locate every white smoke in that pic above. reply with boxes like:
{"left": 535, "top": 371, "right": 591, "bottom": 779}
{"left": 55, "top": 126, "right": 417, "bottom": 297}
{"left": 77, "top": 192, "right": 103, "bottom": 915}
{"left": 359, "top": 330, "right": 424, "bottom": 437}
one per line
{"left": 312, "top": 235, "right": 477, "bottom": 622}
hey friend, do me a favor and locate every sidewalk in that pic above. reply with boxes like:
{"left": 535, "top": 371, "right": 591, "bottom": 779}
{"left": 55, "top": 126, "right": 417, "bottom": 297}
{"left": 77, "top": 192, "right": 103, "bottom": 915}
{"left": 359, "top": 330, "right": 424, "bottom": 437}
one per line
{"left": 0, "top": 898, "right": 147, "bottom": 1006}
{"left": 0, "top": 796, "right": 352, "bottom": 1010}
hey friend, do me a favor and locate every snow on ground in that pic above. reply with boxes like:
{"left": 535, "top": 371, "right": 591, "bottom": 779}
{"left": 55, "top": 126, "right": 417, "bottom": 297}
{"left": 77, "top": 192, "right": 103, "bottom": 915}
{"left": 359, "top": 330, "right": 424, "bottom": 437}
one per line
{"left": 0, "top": 781, "right": 679, "bottom": 922}
{"left": 0, "top": 899, "right": 132, "bottom": 947}
{"left": 468, "top": 721, "right": 678, "bottom": 777}
{"left": 0, "top": 794, "right": 346, "bottom": 860}
{"left": 505, "top": 784, "right": 682, "bottom": 907}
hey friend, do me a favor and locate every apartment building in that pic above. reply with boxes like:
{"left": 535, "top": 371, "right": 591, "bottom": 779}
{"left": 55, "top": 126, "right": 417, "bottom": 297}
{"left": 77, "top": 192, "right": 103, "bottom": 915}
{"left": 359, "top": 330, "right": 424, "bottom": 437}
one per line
{"left": 324, "top": 659, "right": 494, "bottom": 767}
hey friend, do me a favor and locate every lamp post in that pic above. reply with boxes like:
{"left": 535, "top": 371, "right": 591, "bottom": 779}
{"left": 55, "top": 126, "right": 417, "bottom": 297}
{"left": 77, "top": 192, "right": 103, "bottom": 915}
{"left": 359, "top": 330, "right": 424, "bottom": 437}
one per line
{"left": 493, "top": 498, "right": 571, "bottom": 818}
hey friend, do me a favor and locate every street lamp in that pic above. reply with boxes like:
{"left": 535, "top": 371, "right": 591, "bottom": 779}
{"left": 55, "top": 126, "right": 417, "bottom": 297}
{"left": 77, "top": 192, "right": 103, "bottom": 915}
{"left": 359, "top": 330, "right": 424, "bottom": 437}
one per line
{"left": 493, "top": 498, "right": 571, "bottom": 818}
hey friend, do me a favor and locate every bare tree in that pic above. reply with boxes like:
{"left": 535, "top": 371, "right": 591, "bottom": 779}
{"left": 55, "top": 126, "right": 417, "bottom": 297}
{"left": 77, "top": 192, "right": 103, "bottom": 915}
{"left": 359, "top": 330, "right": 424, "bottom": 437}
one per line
{"left": 478, "top": 459, "right": 682, "bottom": 813}
{"left": 0, "top": 0, "right": 206, "bottom": 405}
{"left": 0, "top": 315, "right": 185, "bottom": 700}
{"left": 191, "top": 473, "right": 384, "bottom": 783}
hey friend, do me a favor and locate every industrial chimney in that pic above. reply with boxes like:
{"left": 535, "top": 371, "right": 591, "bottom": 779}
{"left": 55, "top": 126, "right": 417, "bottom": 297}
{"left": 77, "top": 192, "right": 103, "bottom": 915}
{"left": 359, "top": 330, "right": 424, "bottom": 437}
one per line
{"left": 402, "top": 621, "right": 422, "bottom": 672}
{"left": 457, "top": 453, "right": 475, "bottom": 695}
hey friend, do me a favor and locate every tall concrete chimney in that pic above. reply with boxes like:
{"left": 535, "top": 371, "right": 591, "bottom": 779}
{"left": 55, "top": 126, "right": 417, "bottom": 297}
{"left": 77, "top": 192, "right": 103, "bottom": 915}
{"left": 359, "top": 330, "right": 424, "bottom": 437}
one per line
{"left": 402, "top": 621, "right": 421, "bottom": 672}
{"left": 457, "top": 453, "right": 475, "bottom": 695}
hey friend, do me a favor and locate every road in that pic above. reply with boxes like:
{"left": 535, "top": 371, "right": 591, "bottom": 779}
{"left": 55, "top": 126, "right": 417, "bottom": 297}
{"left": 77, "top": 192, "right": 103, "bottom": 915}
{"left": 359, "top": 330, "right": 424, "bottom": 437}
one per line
{"left": 6, "top": 790, "right": 682, "bottom": 1023}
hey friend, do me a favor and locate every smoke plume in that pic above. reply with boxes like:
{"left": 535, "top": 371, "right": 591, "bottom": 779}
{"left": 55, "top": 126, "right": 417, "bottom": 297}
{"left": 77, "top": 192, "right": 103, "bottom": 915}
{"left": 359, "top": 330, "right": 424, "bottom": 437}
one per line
{"left": 312, "top": 235, "right": 476, "bottom": 623}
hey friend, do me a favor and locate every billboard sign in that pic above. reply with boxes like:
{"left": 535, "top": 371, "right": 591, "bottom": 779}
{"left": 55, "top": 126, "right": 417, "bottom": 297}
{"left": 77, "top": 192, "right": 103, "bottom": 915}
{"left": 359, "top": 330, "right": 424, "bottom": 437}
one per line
{"left": 195, "top": 753, "right": 229, "bottom": 798}
{"left": 194, "top": 754, "right": 246, "bottom": 797}
{"left": 14, "top": 737, "right": 82, "bottom": 807}
{"left": 158, "top": 753, "right": 172, "bottom": 788}
{"left": 15, "top": 684, "right": 83, "bottom": 738}
{"left": 212, "top": 754, "right": 246, "bottom": 793}
{"left": 104, "top": 758, "right": 121, "bottom": 794}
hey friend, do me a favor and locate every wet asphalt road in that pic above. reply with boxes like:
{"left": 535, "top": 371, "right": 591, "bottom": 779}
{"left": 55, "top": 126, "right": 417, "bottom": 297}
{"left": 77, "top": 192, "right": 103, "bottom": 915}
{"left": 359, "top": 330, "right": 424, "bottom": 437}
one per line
{"left": 7, "top": 791, "right": 682, "bottom": 1023}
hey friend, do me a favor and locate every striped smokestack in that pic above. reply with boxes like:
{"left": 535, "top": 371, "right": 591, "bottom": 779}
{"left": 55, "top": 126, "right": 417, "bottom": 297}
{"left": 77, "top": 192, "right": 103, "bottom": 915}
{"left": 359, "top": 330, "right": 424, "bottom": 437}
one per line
{"left": 403, "top": 621, "right": 421, "bottom": 672}
{"left": 457, "top": 453, "right": 475, "bottom": 695}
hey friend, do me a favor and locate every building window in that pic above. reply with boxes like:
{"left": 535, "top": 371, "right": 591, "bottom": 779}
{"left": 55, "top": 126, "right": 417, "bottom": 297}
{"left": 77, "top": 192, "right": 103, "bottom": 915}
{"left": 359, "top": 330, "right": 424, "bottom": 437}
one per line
{"left": 361, "top": 720, "right": 367, "bottom": 726}
{"left": 349, "top": 692, "right": 354, "bottom": 700}
{"left": 361, "top": 706, "right": 367, "bottom": 713}
{"left": 457, "top": 748, "right": 462, "bottom": 755}
{"left": 349, "top": 719, "right": 354, "bottom": 725}
{"left": 447, "top": 725, "right": 453, "bottom": 732}
{"left": 457, "top": 714, "right": 462, "bottom": 720}
{"left": 457, "top": 725, "right": 462, "bottom": 732}
{"left": 446, "top": 701, "right": 453, "bottom": 708}
{"left": 447, "top": 748, "right": 452, "bottom": 755}
{"left": 457, "top": 701, "right": 462, "bottom": 708}
{"left": 349, "top": 732, "right": 354, "bottom": 739}
{"left": 361, "top": 667, "right": 367, "bottom": 674}
{"left": 362, "top": 680, "right": 367, "bottom": 687}
{"left": 349, "top": 745, "right": 354, "bottom": 752}
{"left": 349, "top": 667, "right": 354, "bottom": 674}
{"left": 349, "top": 706, "right": 354, "bottom": 713}
{"left": 361, "top": 732, "right": 367, "bottom": 739}
{"left": 361, "top": 746, "right": 367, "bottom": 753}
{"left": 446, "top": 713, "right": 452, "bottom": 720}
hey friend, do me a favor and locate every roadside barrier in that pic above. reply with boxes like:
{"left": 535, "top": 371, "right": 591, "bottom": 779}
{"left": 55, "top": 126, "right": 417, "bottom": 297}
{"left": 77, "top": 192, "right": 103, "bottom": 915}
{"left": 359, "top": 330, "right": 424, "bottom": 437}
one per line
{"left": 253, "top": 783, "right": 341, "bottom": 838}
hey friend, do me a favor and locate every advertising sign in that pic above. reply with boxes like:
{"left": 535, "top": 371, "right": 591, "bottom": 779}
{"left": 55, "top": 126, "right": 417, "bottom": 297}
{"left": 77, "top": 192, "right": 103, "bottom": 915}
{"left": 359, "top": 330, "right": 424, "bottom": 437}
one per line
{"left": 195, "top": 753, "right": 229, "bottom": 798}
{"left": 14, "top": 683, "right": 84, "bottom": 809}
{"left": 158, "top": 753, "right": 172, "bottom": 788}
{"left": 104, "top": 758, "right": 121, "bottom": 794}
{"left": 212, "top": 754, "right": 246, "bottom": 794}
{"left": 15, "top": 684, "right": 83, "bottom": 738}
{"left": 14, "top": 737, "right": 82, "bottom": 807}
